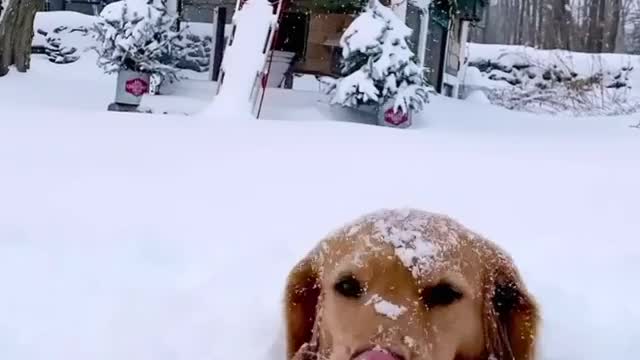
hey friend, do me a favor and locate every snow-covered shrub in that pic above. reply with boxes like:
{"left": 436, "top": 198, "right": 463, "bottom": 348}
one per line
{"left": 36, "top": 26, "right": 86, "bottom": 64}
{"left": 89, "top": 0, "right": 185, "bottom": 82}
{"left": 487, "top": 81, "right": 640, "bottom": 116}
{"left": 322, "top": 0, "right": 430, "bottom": 114}
{"left": 175, "top": 33, "right": 212, "bottom": 73}
{"left": 483, "top": 64, "right": 640, "bottom": 116}
{"left": 465, "top": 45, "right": 640, "bottom": 116}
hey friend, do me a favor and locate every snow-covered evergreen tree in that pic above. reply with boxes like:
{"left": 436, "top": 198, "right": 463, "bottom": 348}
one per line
{"left": 89, "top": 0, "right": 185, "bottom": 82}
{"left": 327, "top": 0, "right": 430, "bottom": 114}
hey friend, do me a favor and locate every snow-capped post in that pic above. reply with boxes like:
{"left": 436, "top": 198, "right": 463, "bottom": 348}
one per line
{"left": 323, "top": 0, "right": 430, "bottom": 128}
{"left": 89, "top": 0, "right": 185, "bottom": 111}
{"left": 199, "top": 0, "right": 277, "bottom": 118}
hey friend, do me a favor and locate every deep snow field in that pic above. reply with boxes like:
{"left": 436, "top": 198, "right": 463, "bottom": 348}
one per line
{"left": 1, "top": 9, "right": 640, "bottom": 360}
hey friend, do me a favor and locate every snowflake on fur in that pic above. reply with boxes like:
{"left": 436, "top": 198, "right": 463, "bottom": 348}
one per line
{"left": 324, "top": 0, "right": 431, "bottom": 114}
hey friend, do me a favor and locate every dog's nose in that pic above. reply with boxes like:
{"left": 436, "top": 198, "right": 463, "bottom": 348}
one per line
{"left": 353, "top": 349, "right": 402, "bottom": 360}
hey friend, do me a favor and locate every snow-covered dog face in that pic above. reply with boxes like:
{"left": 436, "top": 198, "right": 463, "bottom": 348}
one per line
{"left": 284, "top": 210, "right": 539, "bottom": 360}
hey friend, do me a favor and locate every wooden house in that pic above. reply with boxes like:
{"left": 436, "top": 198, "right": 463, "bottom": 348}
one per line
{"left": 273, "top": 0, "right": 485, "bottom": 98}
{"left": 190, "top": 0, "right": 486, "bottom": 98}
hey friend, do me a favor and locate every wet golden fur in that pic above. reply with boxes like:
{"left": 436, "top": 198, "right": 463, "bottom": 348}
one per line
{"left": 284, "top": 209, "right": 539, "bottom": 360}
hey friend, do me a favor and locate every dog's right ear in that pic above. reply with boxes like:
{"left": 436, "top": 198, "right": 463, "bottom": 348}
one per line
{"left": 284, "top": 250, "right": 321, "bottom": 360}
{"left": 483, "top": 257, "right": 539, "bottom": 360}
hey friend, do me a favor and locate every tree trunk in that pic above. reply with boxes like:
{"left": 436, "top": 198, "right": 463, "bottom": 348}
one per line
{"left": 536, "top": 0, "right": 544, "bottom": 47}
{"left": 518, "top": 0, "right": 531, "bottom": 45}
{"left": 0, "top": 0, "right": 41, "bottom": 76}
{"left": 482, "top": 4, "right": 492, "bottom": 44}
{"left": 529, "top": 0, "right": 536, "bottom": 46}
{"left": 556, "top": 0, "right": 572, "bottom": 50}
{"left": 517, "top": 0, "right": 526, "bottom": 44}
{"left": 542, "top": 0, "right": 555, "bottom": 48}
{"left": 596, "top": 0, "right": 606, "bottom": 51}
{"left": 587, "top": 0, "right": 601, "bottom": 51}
{"left": 605, "top": 0, "right": 622, "bottom": 52}
{"left": 578, "top": 0, "right": 590, "bottom": 51}
{"left": 615, "top": 5, "right": 626, "bottom": 53}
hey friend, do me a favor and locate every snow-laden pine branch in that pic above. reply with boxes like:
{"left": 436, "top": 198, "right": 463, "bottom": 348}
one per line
{"left": 89, "top": 0, "right": 185, "bottom": 81}
{"left": 327, "top": 0, "right": 431, "bottom": 114}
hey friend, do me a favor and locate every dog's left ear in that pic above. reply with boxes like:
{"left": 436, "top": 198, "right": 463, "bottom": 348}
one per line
{"left": 284, "top": 249, "right": 322, "bottom": 360}
{"left": 483, "top": 259, "right": 539, "bottom": 360}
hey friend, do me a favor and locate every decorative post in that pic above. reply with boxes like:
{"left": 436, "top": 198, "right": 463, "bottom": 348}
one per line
{"left": 209, "top": 6, "right": 227, "bottom": 82}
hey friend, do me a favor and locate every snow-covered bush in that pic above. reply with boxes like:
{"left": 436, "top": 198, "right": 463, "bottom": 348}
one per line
{"left": 487, "top": 81, "right": 640, "bottom": 116}
{"left": 89, "top": 0, "right": 185, "bottom": 82}
{"left": 175, "top": 33, "right": 213, "bottom": 73}
{"left": 323, "top": 0, "right": 430, "bottom": 114}
{"left": 464, "top": 44, "right": 640, "bottom": 116}
{"left": 37, "top": 26, "right": 85, "bottom": 64}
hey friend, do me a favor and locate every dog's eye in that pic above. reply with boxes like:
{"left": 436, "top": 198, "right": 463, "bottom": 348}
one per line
{"left": 334, "top": 275, "right": 363, "bottom": 299}
{"left": 422, "top": 283, "right": 463, "bottom": 308}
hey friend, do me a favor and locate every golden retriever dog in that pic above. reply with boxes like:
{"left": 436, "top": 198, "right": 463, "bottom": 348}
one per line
{"left": 283, "top": 209, "right": 539, "bottom": 360}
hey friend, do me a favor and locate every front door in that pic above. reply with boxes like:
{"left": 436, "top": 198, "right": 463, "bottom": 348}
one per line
{"left": 423, "top": 12, "right": 448, "bottom": 93}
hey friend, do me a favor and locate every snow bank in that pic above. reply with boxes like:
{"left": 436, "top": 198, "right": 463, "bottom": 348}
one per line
{"left": 33, "top": 11, "right": 97, "bottom": 50}
{"left": 462, "top": 43, "right": 640, "bottom": 116}
{"left": 34, "top": 11, "right": 97, "bottom": 34}
{"left": 467, "top": 43, "right": 640, "bottom": 77}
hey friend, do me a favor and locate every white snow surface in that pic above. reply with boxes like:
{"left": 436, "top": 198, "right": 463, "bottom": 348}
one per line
{"left": 0, "top": 102, "right": 639, "bottom": 360}
{"left": 463, "top": 89, "right": 491, "bottom": 104}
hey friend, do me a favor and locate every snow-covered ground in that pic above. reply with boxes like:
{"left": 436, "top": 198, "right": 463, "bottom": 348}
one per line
{"left": 1, "top": 9, "right": 640, "bottom": 360}
{"left": 1, "top": 104, "right": 639, "bottom": 360}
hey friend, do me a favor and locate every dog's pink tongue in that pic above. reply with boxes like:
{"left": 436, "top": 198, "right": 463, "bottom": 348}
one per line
{"left": 356, "top": 350, "right": 397, "bottom": 360}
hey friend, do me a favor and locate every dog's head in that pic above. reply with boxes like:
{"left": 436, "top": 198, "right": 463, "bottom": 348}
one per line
{"left": 284, "top": 209, "right": 538, "bottom": 360}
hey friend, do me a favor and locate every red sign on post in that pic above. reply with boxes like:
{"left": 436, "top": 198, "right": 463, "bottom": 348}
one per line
{"left": 125, "top": 78, "right": 149, "bottom": 97}
{"left": 384, "top": 107, "right": 409, "bottom": 126}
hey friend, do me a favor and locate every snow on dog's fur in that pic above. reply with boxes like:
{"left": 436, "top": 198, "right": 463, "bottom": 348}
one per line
{"left": 284, "top": 209, "right": 539, "bottom": 360}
